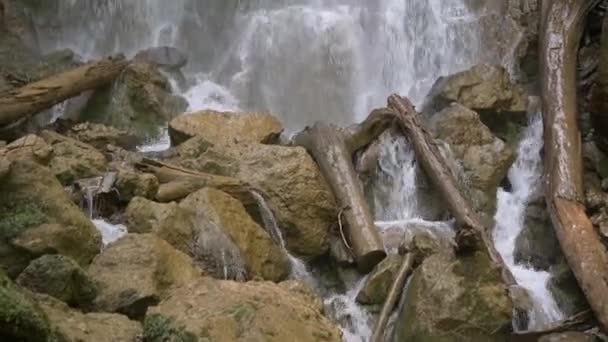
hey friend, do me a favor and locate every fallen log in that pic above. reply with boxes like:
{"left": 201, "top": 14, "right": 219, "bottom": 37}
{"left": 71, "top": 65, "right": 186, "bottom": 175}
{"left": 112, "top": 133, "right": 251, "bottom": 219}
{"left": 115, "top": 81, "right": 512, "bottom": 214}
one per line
{"left": 135, "top": 158, "right": 258, "bottom": 205}
{"left": 294, "top": 111, "right": 394, "bottom": 273}
{"left": 509, "top": 310, "right": 595, "bottom": 342}
{"left": 540, "top": 0, "right": 608, "bottom": 331}
{"left": 387, "top": 94, "right": 518, "bottom": 300}
{"left": 371, "top": 252, "right": 415, "bottom": 342}
{"left": 0, "top": 55, "right": 128, "bottom": 126}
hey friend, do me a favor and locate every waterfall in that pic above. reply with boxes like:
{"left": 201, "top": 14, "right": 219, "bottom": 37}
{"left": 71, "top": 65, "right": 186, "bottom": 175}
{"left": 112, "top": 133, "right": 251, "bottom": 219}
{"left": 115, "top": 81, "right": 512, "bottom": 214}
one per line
{"left": 80, "top": 183, "right": 127, "bottom": 246}
{"left": 493, "top": 114, "right": 564, "bottom": 329}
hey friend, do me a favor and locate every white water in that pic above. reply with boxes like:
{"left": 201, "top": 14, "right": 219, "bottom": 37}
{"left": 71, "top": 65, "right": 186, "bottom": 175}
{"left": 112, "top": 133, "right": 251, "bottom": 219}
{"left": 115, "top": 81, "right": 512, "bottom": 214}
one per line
{"left": 81, "top": 184, "right": 127, "bottom": 246}
{"left": 493, "top": 114, "right": 564, "bottom": 329}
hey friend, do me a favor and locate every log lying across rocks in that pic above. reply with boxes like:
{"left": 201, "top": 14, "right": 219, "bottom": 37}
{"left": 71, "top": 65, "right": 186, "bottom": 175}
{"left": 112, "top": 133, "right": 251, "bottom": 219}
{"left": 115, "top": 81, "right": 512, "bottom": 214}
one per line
{"left": 387, "top": 94, "right": 518, "bottom": 292}
{"left": 294, "top": 110, "right": 394, "bottom": 273}
{"left": 135, "top": 158, "right": 259, "bottom": 205}
{"left": 540, "top": 0, "right": 608, "bottom": 331}
{"left": 0, "top": 55, "right": 129, "bottom": 126}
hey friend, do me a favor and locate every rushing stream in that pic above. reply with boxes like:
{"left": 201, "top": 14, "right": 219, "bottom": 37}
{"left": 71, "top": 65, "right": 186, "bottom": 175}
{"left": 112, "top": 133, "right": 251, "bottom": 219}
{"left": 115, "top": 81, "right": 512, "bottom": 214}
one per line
{"left": 23, "top": 0, "right": 566, "bottom": 340}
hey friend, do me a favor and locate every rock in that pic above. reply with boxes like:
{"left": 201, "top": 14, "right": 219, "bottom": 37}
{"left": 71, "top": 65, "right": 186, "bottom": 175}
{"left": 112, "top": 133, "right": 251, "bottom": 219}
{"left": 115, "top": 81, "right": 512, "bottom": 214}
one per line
{"left": 539, "top": 332, "right": 596, "bottom": 342}
{"left": 144, "top": 277, "right": 341, "bottom": 342}
{"left": 514, "top": 201, "right": 562, "bottom": 270}
{"left": 175, "top": 137, "right": 336, "bottom": 258}
{"left": 124, "top": 197, "right": 195, "bottom": 255}
{"left": 356, "top": 254, "right": 402, "bottom": 305}
{"left": 329, "top": 234, "right": 354, "bottom": 266}
{"left": 134, "top": 46, "right": 188, "bottom": 70}
{"left": 39, "top": 130, "right": 108, "bottom": 185}
{"left": 393, "top": 252, "right": 512, "bottom": 342}
{"left": 180, "top": 188, "right": 290, "bottom": 282}
{"left": 0, "top": 160, "right": 101, "bottom": 277}
{"left": 396, "top": 221, "right": 456, "bottom": 262}
{"left": 64, "top": 121, "right": 138, "bottom": 150}
{"left": 114, "top": 167, "right": 159, "bottom": 202}
{"left": 0, "top": 270, "right": 58, "bottom": 341}
{"left": 35, "top": 293, "right": 143, "bottom": 342}
{"left": 424, "top": 64, "right": 528, "bottom": 115}
{"left": 430, "top": 103, "right": 515, "bottom": 215}
{"left": 1, "top": 134, "right": 53, "bottom": 163}
{"left": 80, "top": 62, "right": 188, "bottom": 144}
{"left": 548, "top": 261, "right": 589, "bottom": 316}
{"left": 0, "top": 157, "right": 9, "bottom": 180}
{"left": 88, "top": 234, "right": 201, "bottom": 320}
{"left": 16, "top": 255, "right": 97, "bottom": 308}
{"left": 169, "top": 110, "right": 283, "bottom": 146}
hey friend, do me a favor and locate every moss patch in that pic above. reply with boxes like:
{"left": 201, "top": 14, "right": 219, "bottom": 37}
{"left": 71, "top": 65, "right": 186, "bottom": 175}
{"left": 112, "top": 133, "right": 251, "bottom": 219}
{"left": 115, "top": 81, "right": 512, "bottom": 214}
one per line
{"left": 0, "top": 200, "right": 47, "bottom": 240}
{"left": 144, "top": 314, "right": 197, "bottom": 342}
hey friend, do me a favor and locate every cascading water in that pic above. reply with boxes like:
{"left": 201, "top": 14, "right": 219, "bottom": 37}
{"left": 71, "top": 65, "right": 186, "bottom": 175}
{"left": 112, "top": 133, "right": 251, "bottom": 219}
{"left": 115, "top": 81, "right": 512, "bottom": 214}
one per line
{"left": 493, "top": 114, "right": 564, "bottom": 329}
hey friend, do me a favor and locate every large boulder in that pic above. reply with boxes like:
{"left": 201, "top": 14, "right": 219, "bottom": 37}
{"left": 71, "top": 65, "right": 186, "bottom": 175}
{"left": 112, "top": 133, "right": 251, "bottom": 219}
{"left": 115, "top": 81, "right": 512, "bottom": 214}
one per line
{"left": 124, "top": 197, "right": 195, "bottom": 255}
{"left": 0, "top": 160, "right": 101, "bottom": 277}
{"left": 393, "top": 252, "right": 512, "bottom": 342}
{"left": 169, "top": 110, "right": 283, "bottom": 146}
{"left": 180, "top": 188, "right": 290, "bottom": 282}
{"left": 62, "top": 121, "right": 138, "bottom": 151}
{"left": 175, "top": 136, "right": 336, "bottom": 258}
{"left": 356, "top": 254, "right": 402, "bottom": 305}
{"left": 79, "top": 62, "right": 188, "bottom": 144}
{"left": 430, "top": 103, "right": 515, "bottom": 215}
{"left": 113, "top": 167, "right": 159, "bottom": 203}
{"left": 1, "top": 134, "right": 53, "bottom": 163}
{"left": 88, "top": 234, "right": 201, "bottom": 320}
{"left": 16, "top": 254, "right": 97, "bottom": 308}
{"left": 35, "top": 294, "right": 143, "bottom": 342}
{"left": 0, "top": 270, "right": 59, "bottom": 341}
{"left": 548, "top": 261, "right": 589, "bottom": 316}
{"left": 144, "top": 278, "right": 342, "bottom": 342}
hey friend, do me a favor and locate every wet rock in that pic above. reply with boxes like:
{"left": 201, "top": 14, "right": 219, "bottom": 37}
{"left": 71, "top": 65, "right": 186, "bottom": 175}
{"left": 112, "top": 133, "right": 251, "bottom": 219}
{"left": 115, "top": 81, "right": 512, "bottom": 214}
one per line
{"left": 180, "top": 188, "right": 290, "bottom": 282}
{"left": 88, "top": 234, "right": 201, "bottom": 320}
{"left": 144, "top": 277, "right": 341, "bottom": 342}
{"left": 0, "top": 160, "right": 101, "bottom": 277}
{"left": 35, "top": 293, "right": 143, "bottom": 342}
{"left": 329, "top": 234, "right": 354, "bottom": 266}
{"left": 548, "top": 261, "right": 589, "bottom": 316}
{"left": 80, "top": 62, "right": 188, "bottom": 144}
{"left": 114, "top": 167, "right": 159, "bottom": 202}
{"left": 397, "top": 221, "right": 456, "bottom": 262}
{"left": 393, "top": 252, "right": 512, "bottom": 342}
{"left": 134, "top": 46, "right": 188, "bottom": 70}
{"left": 583, "top": 141, "right": 608, "bottom": 179}
{"left": 124, "top": 197, "right": 195, "bottom": 255}
{"left": 356, "top": 254, "right": 402, "bottom": 305}
{"left": 514, "top": 201, "right": 562, "bottom": 270}
{"left": 539, "top": 332, "right": 596, "bottom": 342}
{"left": 169, "top": 110, "right": 283, "bottom": 146}
{"left": 0, "top": 270, "right": 58, "bottom": 342}
{"left": 0, "top": 157, "right": 9, "bottom": 180}
{"left": 40, "top": 130, "right": 108, "bottom": 185}
{"left": 424, "top": 64, "right": 528, "bottom": 115}
{"left": 16, "top": 255, "right": 97, "bottom": 308}
{"left": 64, "top": 121, "right": 138, "bottom": 150}
{"left": 174, "top": 136, "right": 336, "bottom": 258}
{"left": 430, "top": 103, "right": 515, "bottom": 215}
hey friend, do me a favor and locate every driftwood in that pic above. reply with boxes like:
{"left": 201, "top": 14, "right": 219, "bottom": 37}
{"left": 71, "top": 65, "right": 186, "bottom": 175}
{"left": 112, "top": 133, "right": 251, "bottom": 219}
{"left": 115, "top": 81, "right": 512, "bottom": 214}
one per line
{"left": 0, "top": 56, "right": 128, "bottom": 126}
{"left": 541, "top": 0, "right": 608, "bottom": 331}
{"left": 294, "top": 110, "right": 394, "bottom": 273}
{"left": 135, "top": 158, "right": 258, "bottom": 205}
{"left": 371, "top": 252, "right": 415, "bottom": 342}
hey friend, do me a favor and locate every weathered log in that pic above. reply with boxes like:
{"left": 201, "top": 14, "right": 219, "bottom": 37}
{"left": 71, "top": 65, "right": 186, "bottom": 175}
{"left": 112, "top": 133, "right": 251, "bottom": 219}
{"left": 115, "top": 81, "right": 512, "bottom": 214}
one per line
{"left": 509, "top": 310, "right": 595, "bottom": 342}
{"left": 293, "top": 111, "right": 393, "bottom": 273}
{"left": 370, "top": 252, "right": 415, "bottom": 342}
{"left": 0, "top": 55, "right": 129, "bottom": 126}
{"left": 387, "top": 94, "right": 518, "bottom": 295}
{"left": 541, "top": 0, "right": 608, "bottom": 331}
{"left": 135, "top": 158, "right": 258, "bottom": 205}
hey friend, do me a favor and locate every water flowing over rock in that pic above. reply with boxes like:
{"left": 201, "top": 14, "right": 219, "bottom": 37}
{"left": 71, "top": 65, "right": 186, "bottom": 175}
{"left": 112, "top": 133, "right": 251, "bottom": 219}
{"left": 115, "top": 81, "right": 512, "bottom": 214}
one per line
{"left": 35, "top": 293, "right": 143, "bottom": 342}
{"left": 88, "top": 233, "right": 201, "bottom": 320}
{"left": 0, "top": 160, "right": 101, "bottom": 277}
{"left": 145, "top": 277, "right": 342, "bottom": 342}
{"left": 16, "top": 254, "right": 97, "bottom": 308}
{"left": 169, "top": 110, "right": 283, "bottom": 146}
{"left": 393, "top": 252, "right": 512, "bottom": 342}
{"left": 180, "top": 187, "right": 290, "bottom": 282}
{"left": 174, "top": 136, "right": 336, "bottom": 258}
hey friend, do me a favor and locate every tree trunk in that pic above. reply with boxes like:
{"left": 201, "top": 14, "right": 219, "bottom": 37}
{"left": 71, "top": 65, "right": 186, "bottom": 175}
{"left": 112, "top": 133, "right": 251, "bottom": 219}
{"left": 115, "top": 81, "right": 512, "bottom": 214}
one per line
{"left": 541, "top": 0, "right": 608, "bottom": 331}
{"left": 371, "top": 252, "right": 415, "bottom": 342}
{"left": 293, "top": 111, "right": 393, "bottom": 273}
{"left": 387, "top": 94, "right": 517, "bottom": 289}
{"left": 0, "top": 56, "right": 128, "bottom": 126}
{"left": 135, "top": 158, "right": 259, "bottom": 205}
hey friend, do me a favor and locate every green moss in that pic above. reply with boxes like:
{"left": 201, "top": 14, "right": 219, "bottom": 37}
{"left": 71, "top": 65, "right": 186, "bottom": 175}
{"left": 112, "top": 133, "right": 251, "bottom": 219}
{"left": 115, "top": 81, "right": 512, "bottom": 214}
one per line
{"left": 144, "top": 314, "right": 197, "bottom": 342}
{"left": 0, "top": 201, "right": 47, "bottom": 240}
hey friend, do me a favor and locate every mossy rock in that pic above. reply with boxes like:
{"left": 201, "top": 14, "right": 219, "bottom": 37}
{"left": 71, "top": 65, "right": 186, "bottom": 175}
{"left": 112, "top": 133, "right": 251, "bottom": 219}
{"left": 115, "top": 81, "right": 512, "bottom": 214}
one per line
{"left": 548, "top": 261, "right": 589, "bottom": 316}
{"left": 356, "top": 255, "right": 402, "bottom": 305}
{"left": 144, "top": 314, "right": 197, "bottom": 342}
{"left": 17, "top": 255, "right": 97, "bottom": 308}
